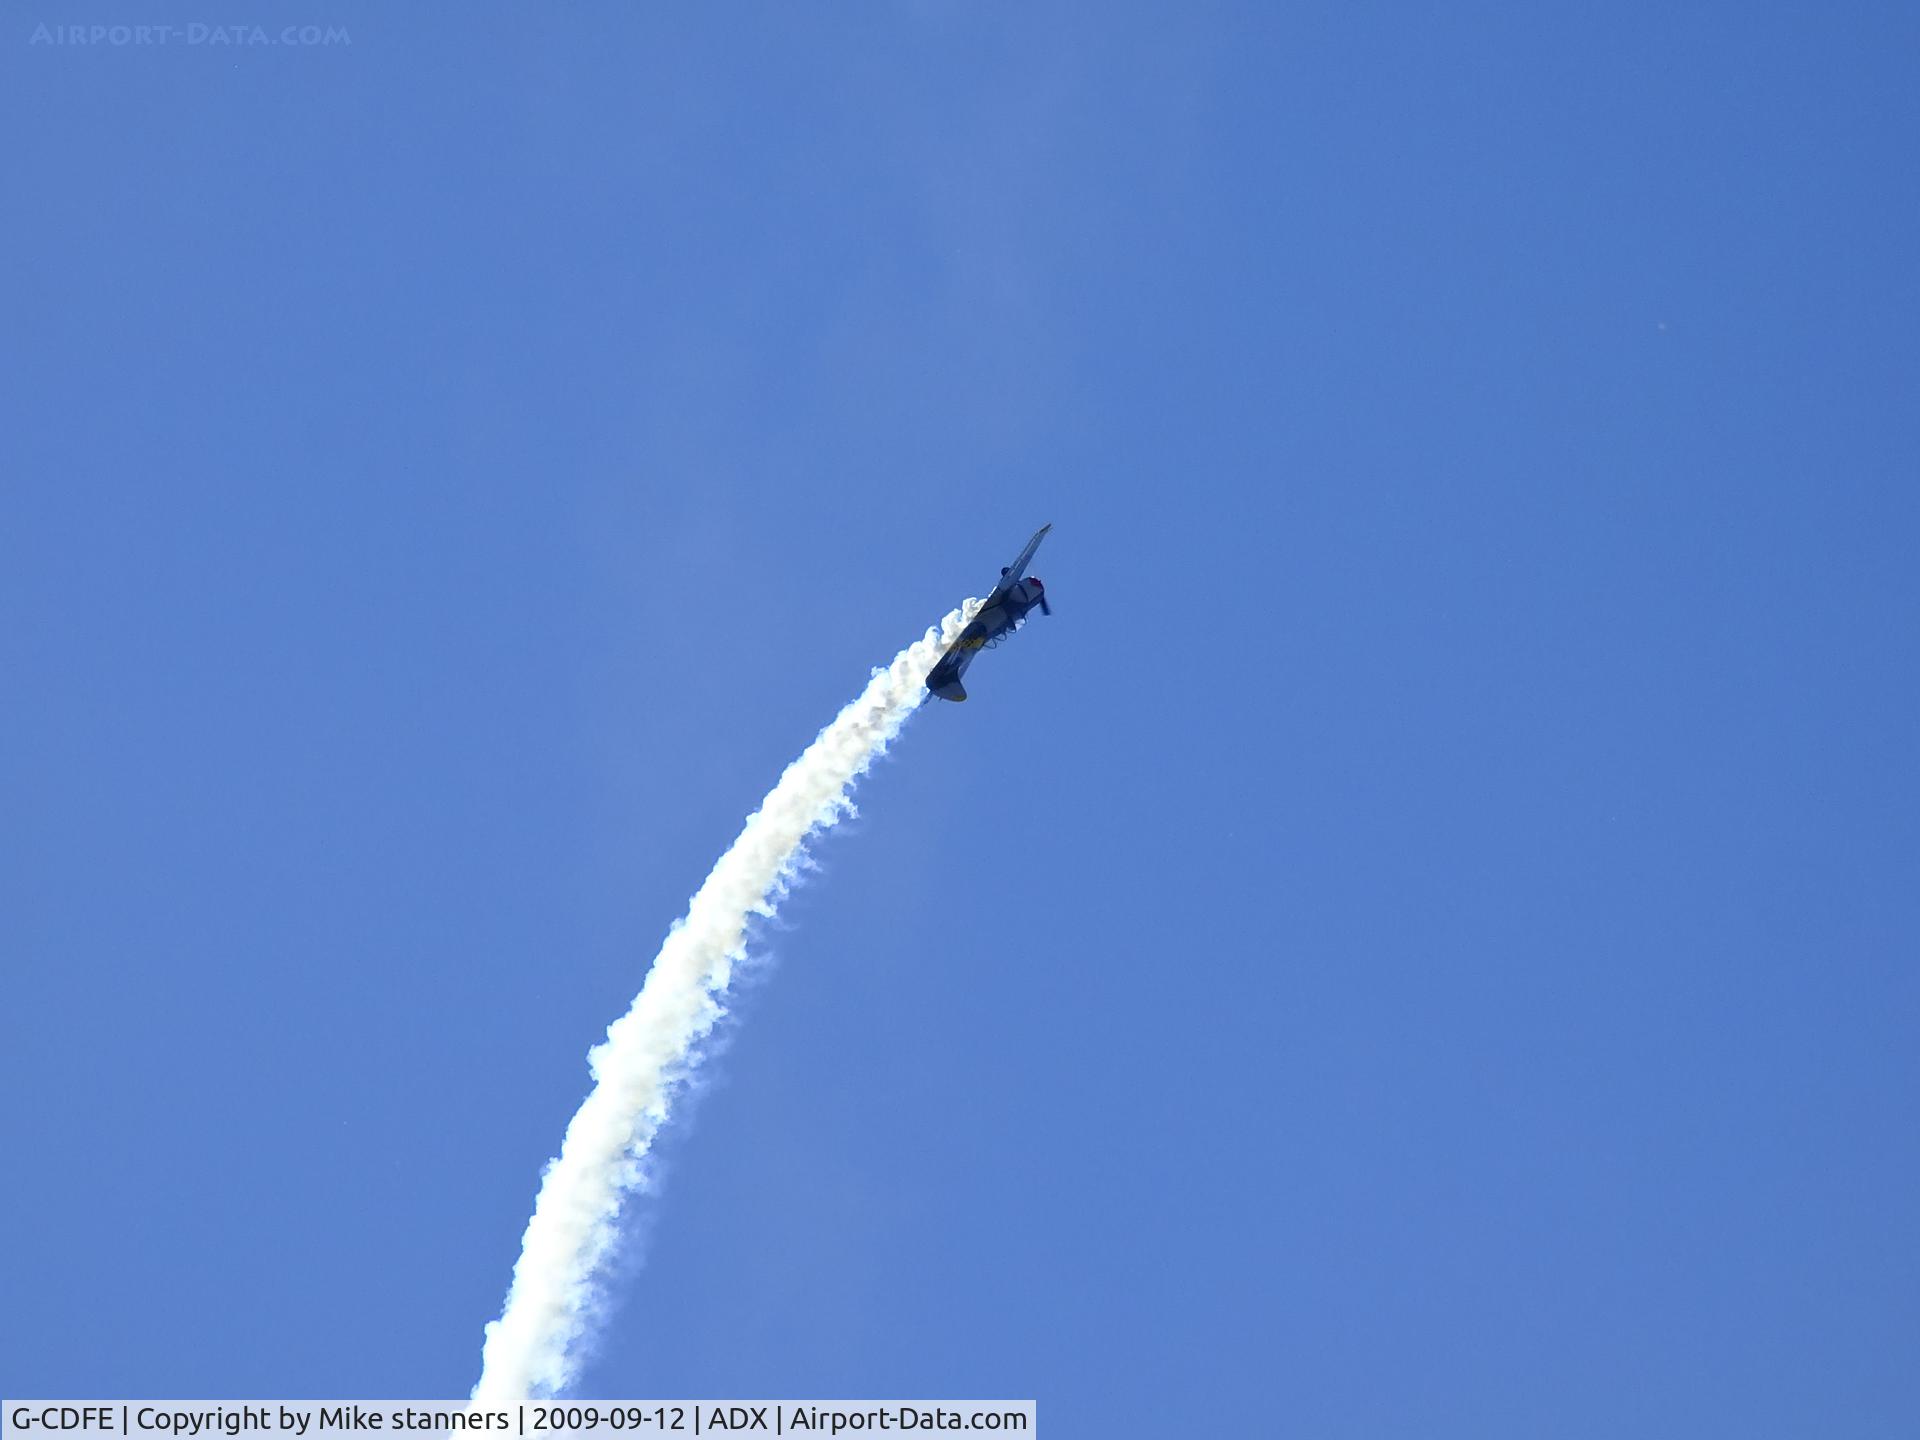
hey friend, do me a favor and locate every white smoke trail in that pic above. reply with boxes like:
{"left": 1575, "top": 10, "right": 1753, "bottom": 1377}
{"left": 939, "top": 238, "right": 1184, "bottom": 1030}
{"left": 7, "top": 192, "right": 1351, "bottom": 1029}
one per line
{"left": 472, "top": 601, "right": 978, "bottom": 1401}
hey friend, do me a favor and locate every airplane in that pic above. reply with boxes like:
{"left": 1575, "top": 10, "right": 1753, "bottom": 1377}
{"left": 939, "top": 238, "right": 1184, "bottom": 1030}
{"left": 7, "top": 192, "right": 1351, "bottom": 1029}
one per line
{"left": 925, "top": 524, "right": 1053, "bottom": 702}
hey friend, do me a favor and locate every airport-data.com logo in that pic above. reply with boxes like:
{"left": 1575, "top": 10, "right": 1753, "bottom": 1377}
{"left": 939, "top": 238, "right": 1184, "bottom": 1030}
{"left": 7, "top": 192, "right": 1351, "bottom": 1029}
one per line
{"left": 29, "top": 22, "right": 351, "bottom": 47}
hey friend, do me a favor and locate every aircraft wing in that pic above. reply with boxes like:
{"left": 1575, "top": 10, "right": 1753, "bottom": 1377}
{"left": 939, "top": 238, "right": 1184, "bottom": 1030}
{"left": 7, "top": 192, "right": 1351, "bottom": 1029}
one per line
{"left": 981, "top": 523, "right": 1052, "bottom": 610}
{"left": 925, "top": 617, "right": 991, "bottom": 701}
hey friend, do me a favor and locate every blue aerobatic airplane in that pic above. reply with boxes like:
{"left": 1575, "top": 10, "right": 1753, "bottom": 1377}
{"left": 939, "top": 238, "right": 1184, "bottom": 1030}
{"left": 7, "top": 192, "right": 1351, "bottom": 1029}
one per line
{"left": 925, "top": 524, "right": 1053, "bottom": 702}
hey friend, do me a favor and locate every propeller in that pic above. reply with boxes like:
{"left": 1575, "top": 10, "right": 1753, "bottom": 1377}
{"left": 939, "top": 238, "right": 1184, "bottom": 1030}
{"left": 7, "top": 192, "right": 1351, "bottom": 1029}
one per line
{"left": 1039, "top": 597, "right": 1052, "bottom": 617}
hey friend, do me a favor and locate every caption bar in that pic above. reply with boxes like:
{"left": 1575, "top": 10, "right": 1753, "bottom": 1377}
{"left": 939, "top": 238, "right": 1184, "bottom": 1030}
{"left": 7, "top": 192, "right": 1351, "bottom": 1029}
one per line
{"left": 4, "top": 1406, "right": 1033, "bottom": 1440}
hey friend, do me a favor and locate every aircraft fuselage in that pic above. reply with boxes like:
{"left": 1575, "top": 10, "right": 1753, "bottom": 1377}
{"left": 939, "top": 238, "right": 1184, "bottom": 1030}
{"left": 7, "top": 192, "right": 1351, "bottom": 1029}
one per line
{"left": 924, "top": 525, "right": 1053, "bottom": 701}
{"left": 972, "top": 578, "right": 1046, "bottom": 643}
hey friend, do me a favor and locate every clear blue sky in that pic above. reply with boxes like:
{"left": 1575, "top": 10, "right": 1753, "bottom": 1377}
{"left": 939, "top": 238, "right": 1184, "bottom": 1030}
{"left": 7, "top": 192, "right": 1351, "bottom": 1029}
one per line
{"left": 4, "top": 4, "right": 1917, "bottom": 1434}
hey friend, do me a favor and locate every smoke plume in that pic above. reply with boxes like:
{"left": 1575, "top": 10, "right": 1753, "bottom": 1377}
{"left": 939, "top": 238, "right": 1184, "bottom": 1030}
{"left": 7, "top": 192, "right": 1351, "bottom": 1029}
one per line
{"left": 472, "top": 602, "right": 977, "bottom": 1400}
